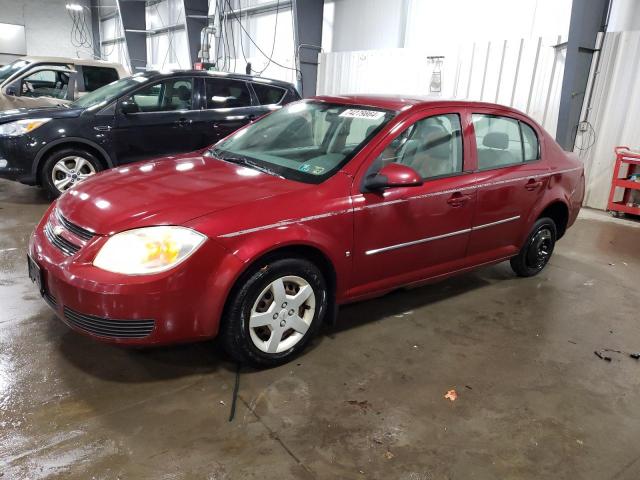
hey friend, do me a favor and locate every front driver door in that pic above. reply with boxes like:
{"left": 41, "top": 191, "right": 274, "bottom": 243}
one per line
{"left": 112, "top": 76, "right": 201, "bottom": 165}
{"left": 350, "top": 109, "right": 477, "bottom": 295}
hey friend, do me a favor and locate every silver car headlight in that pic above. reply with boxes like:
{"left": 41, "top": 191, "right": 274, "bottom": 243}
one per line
{"left": 93, "top": 226, "right": 206, "bottom": 275}
{"left": 0, "top": 118, "right": 52, "bottom": 137}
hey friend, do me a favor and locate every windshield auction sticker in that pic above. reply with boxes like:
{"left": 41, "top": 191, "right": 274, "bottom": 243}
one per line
{"left": 339, "top": 109, "right": 385, "bottom": 120}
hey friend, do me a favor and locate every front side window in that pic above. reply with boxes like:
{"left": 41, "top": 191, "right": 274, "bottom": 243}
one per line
{"left": 82, "top": 66, "right": 119, "bottom": 92}
{"left": 205, "top": 78, "right": 251, "bottom": 109}
{"left": 370, "top": 114, "right": 463, "bottom": 179}
{"left": 473, "top": 114, "right": 539, "bottom": 169}
{"left": 209, "top": 101, "right": 395, "bottom": 183}
{"left": 128, "top": 78, "right": 193, "bottom": 112}
{"left": 20, "top": 70, "right": 70, "bottom": 99}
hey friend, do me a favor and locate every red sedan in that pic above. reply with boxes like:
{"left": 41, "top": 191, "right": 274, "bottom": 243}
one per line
{"left": 28, "top": 96, "right": 584, "bottom": 367}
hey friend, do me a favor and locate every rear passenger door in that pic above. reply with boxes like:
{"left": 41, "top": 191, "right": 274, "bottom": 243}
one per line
{"left": 466, "top": 110, "right": 548, "bottom": 259}
{"left": 197, "top": 77, "right": 256, "bottom": 146}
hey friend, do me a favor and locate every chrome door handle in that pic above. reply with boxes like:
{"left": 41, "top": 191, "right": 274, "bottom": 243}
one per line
{"left": 525, "top": 179, "right": 542, "bottom": 191}
{"left": 175, "top": 118, "right": 193, "bottom": 127}
{"left": 447, "top": 192, "right": 471, "bottom": 207}
{"left": 94, "top": 125, "right": 112, "bottom": 132}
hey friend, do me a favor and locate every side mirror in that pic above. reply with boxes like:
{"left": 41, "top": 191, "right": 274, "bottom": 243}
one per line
{"left": 363, "top": 163, "right": 423, "bottom": 192}
{"left": 5, "top": 81, "right": 19, "bottom": 97}
{"left": 120, "top": 99, "right": 139, "bottom": 114}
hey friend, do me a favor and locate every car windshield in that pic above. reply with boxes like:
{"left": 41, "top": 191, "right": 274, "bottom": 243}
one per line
{"left": 72, "top": 74, "right": 150, "bottom": 109}
{"left": 209, "top": 101, "right": 395, "bottom": 183}
{"left": 0, "top": 59, "right": 30, "bottom": 83}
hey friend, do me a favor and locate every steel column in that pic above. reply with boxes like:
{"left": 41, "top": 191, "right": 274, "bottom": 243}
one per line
{"left": 183, "top": 0, "right": 209, "bottom": 66}
{"left": 117, "top": 0, "right": 148, "bottom": 71}
{"left": 556, "top": 0, "right": 612, "bottom": 150}
{"left": 292, "top": 0, "right": 323, "bottom": 97}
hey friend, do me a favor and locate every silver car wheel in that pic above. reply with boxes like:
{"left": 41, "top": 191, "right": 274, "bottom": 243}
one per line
{"left": 249, "top": 275, "right": 316, "bottom": 354}
{"left": 51, "top": 156, "right": 96, "bottom": 192}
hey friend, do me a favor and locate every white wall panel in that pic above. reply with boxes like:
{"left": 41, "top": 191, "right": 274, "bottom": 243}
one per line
{"left": 575, "top": 31, "right": 640, "bottom": 210}
{"left": 317, "top": 35, "right": 566, "bottom": 136}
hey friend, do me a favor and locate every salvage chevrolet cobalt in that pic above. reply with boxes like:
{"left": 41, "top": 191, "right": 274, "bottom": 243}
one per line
{"left": 29, "top": 96, "right": 584, "bottom": 367}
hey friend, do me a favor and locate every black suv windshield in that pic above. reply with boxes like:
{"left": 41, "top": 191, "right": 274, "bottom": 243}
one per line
{"left": 209, "top": 101, "right": 395, "bottom": 183}
{"left": 72, "top": 74, "right": 151, "bottom": 109}
{"left": 0, "top": 60, "right": 30, "bottom": 83}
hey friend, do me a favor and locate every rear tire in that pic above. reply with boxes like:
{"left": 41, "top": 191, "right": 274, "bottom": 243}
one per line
{"left": 41, "top": 148, "right": 103, "bottom": 198}
{"left": 510, "top": 217, "right": 557, "bottom": 277}
{"left": 220, "top": 257, "right": 328, "bottom": 368}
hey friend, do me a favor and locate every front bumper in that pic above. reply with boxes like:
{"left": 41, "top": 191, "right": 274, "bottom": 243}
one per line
{"left": 29, "top": 205, "right": 241, "bottom": 345}
{"left": 0, "top": 135, "right": 38, "bottom": 184}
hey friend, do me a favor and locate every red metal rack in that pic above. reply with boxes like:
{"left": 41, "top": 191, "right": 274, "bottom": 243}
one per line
{"left": 607, "top": 146, "right": 640, "bottom": 217}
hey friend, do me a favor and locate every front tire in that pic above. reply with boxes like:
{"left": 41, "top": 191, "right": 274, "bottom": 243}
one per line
{"left": 510, "top": 217, "right": 557, "bottom": 277}
{"left": 221, "top": 257, "right": 328, "bottom": 368}
{"left": 41, "top": 148, "right": 103, "bottom": 198}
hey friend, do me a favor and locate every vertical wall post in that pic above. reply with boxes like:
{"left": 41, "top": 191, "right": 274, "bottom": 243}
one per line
{"left": 183, "top": 0, "right": 209, "bottom": 67}
{"left": 117, "top": 0, "right": 147, "bottom": 71}
{"left": 556, "top": 0, "right": 611, "bottom": 150}
{"left": 292, "top": 0, "right": 324, "bottom": 97}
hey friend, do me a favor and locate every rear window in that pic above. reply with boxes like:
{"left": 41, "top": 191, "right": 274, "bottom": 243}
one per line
{"left": 205, "top": 78, "right": 251, "bottom": 109}
{"left": 252, "top": 82, "right": 286, "bottom": 105}
{"left": 82, "top": 66, "right": 119, "bottom": 92}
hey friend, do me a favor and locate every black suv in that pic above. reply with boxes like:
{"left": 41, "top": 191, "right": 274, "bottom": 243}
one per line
{"left": 0, "top": 70, "right": 300, "bottom": 196}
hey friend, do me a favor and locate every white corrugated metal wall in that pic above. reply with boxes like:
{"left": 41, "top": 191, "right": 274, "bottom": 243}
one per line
{"left": 316, "top": 35, "right": 566, "bottom": 137}
{"left": 575, "top": 30, "right": 640, "bottom": 210}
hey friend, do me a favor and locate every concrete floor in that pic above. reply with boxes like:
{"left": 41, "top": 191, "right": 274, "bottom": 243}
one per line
{"left": 1, "top": 179, "right": 639, "bottom": 480}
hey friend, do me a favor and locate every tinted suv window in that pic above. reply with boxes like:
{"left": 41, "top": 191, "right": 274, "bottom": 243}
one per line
{"left": 372, "top": 114, "right": 463, "bottom": 179}
{"left": 252, "top": 82, "right": 286, "bottom": 105}
{"left": 128, "top": 78, "right": 193, "bottom": 112}
{"left": 205, "top": 78, "right": 251, "bottom": 109}
{"left": 82, "top": 66, "right": 119, "bottom": 91}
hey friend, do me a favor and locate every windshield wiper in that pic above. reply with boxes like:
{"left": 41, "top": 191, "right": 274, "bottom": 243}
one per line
{"left": 209, "top": 149, "right": 283, "bottom": 178}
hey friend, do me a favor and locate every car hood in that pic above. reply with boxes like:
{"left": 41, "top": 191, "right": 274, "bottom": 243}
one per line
{"left": 0, "top": 100, "right": 82, "bottom": 121}
{"left": 56, "top": 151, "right": 310, "bottom": 235}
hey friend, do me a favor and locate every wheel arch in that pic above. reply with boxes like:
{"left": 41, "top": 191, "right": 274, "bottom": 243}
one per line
{"left": 217, "top": 241, "right": 340, "bottom": 332}
{"left": 33, "top": 137, "right": 114, "bottom": 183}
{"left": 537, "top": 199, "right": 570, "bottom": 239}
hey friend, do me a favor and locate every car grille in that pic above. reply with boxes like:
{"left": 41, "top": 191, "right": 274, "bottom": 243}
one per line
{"left": 44, "top": 223, "right": 81, "bottom": 256}
{"left": 56, "top": 209, "right": 95, "bottom": 241}
{"left": 63, "top": 306, "right": 155, "bottom": 339}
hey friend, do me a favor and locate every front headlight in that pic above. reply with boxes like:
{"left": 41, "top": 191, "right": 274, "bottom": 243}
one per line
{"left": 93, "top": 226, "right": 206, "bottom": 275}
{"left": 0, "top": 118, "right": 51, "bottom": 137}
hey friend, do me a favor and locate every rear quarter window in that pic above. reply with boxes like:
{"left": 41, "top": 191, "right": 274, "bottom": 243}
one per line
{"left": 81, "top": 66, "right": 120, "bottom": 92}
{"left": 252, "top": 83, "right": 286, "bottom": 105}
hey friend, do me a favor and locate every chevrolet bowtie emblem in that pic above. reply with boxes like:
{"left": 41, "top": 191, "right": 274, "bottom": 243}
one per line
{"left": 53, "top": 225, "right": 64, "bottom": 236}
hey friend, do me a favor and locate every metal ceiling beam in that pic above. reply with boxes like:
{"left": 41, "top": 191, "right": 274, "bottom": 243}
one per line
{"left": 116, "top": 0, "right": 147, "bottom": 70}
{"left": 292, "top": 0, "right": 323, "bottom": 97}
{"left": 556, "top": 0, "right": 612, "bottom": 150}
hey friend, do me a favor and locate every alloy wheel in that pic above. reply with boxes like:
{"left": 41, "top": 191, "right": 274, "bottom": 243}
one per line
{"left": 51, "top": 156, "right": 96, "bottom": 192}
{"left": 248, "top": 275, "right": 316, "bottom": 354}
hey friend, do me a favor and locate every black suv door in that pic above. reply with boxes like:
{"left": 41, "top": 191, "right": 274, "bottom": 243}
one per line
{"left": 112, "top": 76, "right": 201, "bottom": 164}
{"left": 196, "top": 77, "right": 257, "bottom": 145}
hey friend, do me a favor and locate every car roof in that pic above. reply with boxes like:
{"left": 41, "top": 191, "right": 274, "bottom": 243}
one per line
{"left": 20, "top": 56, "right": 125, "bottom": 69}
{"left": 143, "top": 69, "right": 297, "bottom": 88}
{"left": 311, "top": 94, "right": 528, "bottom": 116}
